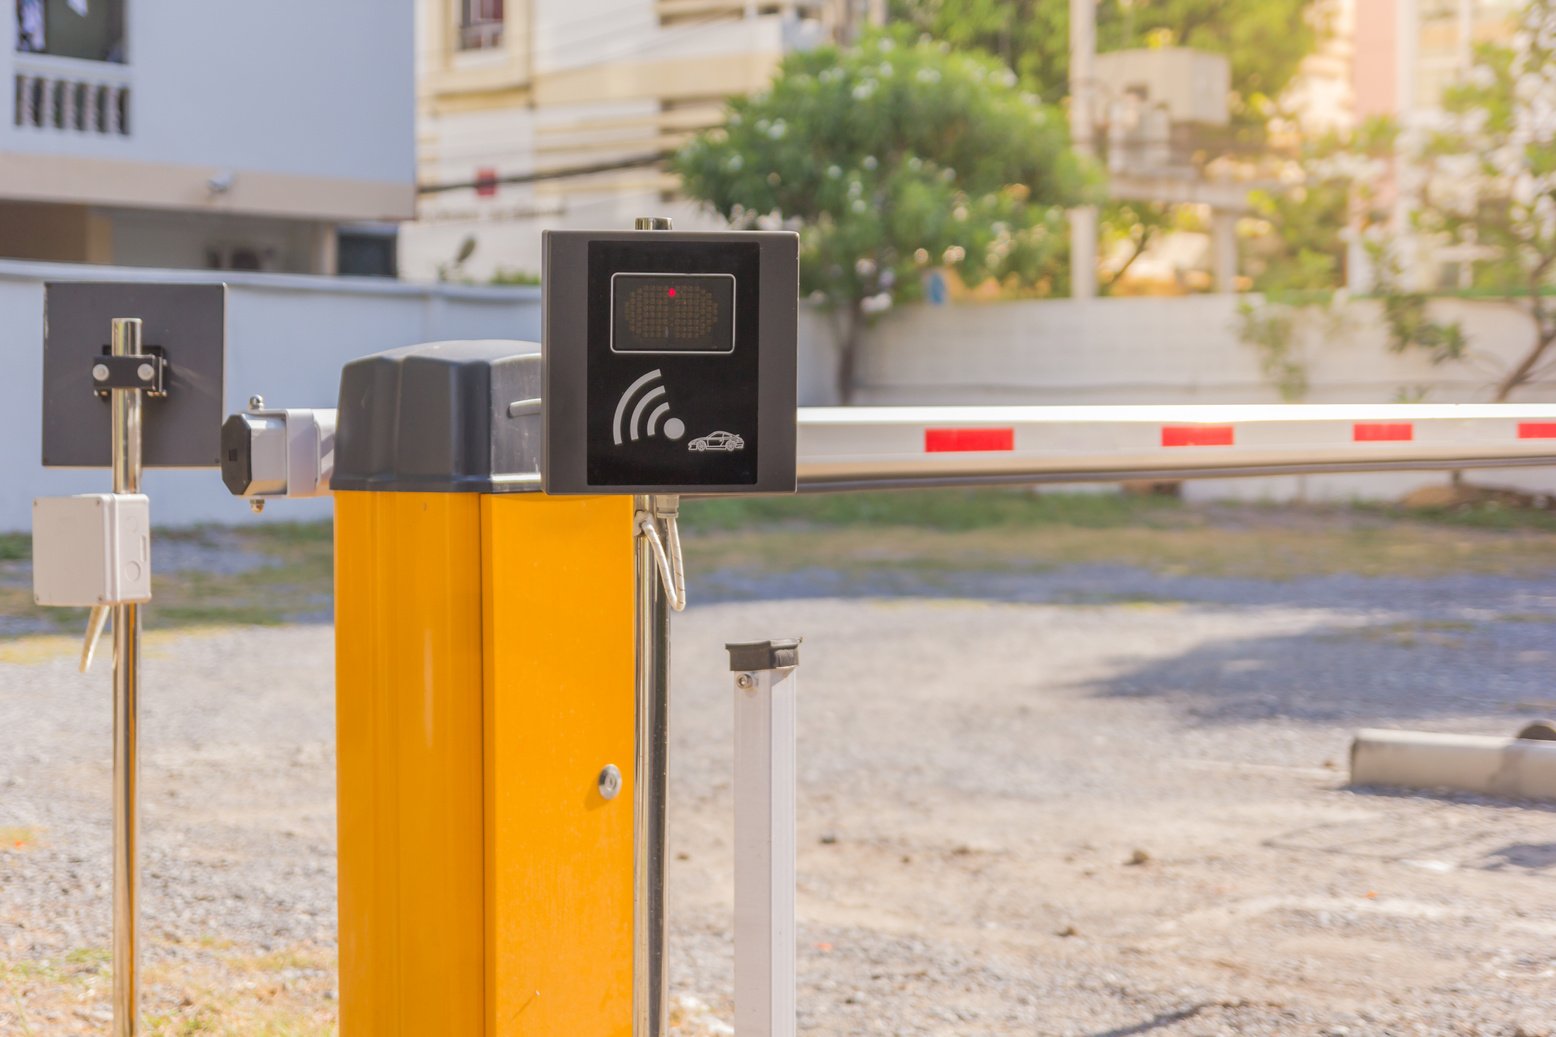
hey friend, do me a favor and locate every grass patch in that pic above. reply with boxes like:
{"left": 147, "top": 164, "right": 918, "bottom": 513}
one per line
{"left": 0, "top": 941, "right": 336, "bottom": 1037}
{"left": 0, "top": 533, "right": 29, "bottom": 562}
{"left": 2, "top": 496, "right": 1553, "bottom": 634}
{"left": 62, "top": 947, "right": 109, "bottom": 969}
{"left": 0, "top": 826, "right": 42, "bottom": 850}
{"left": 236, "top": 520, "right": 333, "bottom": 552}
{"left": 1335, "top": 619, "right": 1479, "bottom": 649}
{"left": 680, "top": 488, "right": 1183, "bottom": 533}
{"left": 680, "top": 491, "right": 1556, "bottom": 581}
{"left": 1359, "top": 500, "right": 1556, "bottom": 534}
{"left": 0, "top": 518, "right": 335, "bottom": 634}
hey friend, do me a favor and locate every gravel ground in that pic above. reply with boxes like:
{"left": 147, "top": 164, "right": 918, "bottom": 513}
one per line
{"left": 3, "top": 554, "right": 1555, "bottom": 1034}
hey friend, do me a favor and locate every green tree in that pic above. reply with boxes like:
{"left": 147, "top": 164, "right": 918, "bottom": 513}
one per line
{"left": 892, "top": 0, "right": 1318, "bottom": 125}
{"left": 893, "top": 0, "right": 1323, "bottom": 292}
{"left": 1242, "top": 120, "right": 1395, "bottom": 294}
{"left": 675, "top": 29, "right": 1093, "bottom": 400}
{"left": 1400, "top": 0, "right": 1556, "bottom": 399}
{"left": 1244, "top": 180, "right": 1350, "bottom": 293}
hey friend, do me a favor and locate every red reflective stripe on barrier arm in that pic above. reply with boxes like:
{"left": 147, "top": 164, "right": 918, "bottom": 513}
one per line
{"left": 924, "top": 428, "right": 1015, "bottom": 452}
{"left": 1519, "top": 422, "right": 1556, "bottom": 439}
{"left": 1353, "top": 423, "right": 1414, "bottom": 442}
{"left": 1161, "top": 425, "right": 1234, "bottom": 447}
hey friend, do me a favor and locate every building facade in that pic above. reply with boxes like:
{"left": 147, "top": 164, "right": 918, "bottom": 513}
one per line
{"left": 401, "top": 0, "right": 845, "bottom": 282}
{"left": 4, "top": 0, "right": 414, "bottom": 275}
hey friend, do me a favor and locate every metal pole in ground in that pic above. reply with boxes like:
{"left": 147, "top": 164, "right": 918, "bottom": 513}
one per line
{"left": 110, "top": 317, "right": 144, "bottom": 1037}
{"left": 634, "top": 493, "right": 672, "bottom": 1037}
{"left": 727, "top": 638, "right": 801, "bottom": 1037}
{"left": 632, "top": 213, "right": 678, "bottom": 1037}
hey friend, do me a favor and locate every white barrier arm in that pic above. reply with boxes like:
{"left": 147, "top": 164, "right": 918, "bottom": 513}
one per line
{"left": 221, "top": 402, "right": 1556, "bottom": 500}
{"left": 796, "top": 403, "right": 1556, "bottom": 490}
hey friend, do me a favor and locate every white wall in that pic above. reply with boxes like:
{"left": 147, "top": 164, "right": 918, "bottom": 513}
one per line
{"left": 850, "top": 295, "right": 1554, "bottom": 405}
{"left": 0, "top": 259, "right": 539, "bottom": 531}
{"left": 1, "top": 0, "right": 414, "bottom": 186}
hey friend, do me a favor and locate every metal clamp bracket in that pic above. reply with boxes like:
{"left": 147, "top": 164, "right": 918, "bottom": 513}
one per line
{"left": 91, "top": 349, "right": 168, "bottom": 398}
{"left": 635, "top": 494, "right": 687, "bottom": 612}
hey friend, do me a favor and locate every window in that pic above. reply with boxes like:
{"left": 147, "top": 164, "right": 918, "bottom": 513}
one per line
{"left": 459, "top": 0, "right": 503, "bottom": 50}
{"left": 14, "top": 0, "right": 127, "bottom": 63}
{"left": 338, "top": 227, "right": 399, "bottom": 279}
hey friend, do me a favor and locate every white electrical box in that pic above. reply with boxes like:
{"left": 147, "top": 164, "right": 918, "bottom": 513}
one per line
{"left": 32, "top": 494, "right": 152, "bottom": 607}
{"left": 1093, "top": 47, "right": 1231, "bottom": 127}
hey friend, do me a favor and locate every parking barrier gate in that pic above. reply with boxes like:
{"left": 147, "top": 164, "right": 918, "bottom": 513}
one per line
{"left": 33, "top": 243, "right": 1556, "bottom": 1037}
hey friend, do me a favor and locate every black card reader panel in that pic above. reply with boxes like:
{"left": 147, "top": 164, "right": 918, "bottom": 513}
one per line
{"left": 542, "top": 228, "right": 798, "bottom": 495}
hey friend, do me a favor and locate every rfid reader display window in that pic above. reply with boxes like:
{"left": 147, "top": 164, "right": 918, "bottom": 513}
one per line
{"left": 611, "top": 273, "right": 736, "bottom": 354}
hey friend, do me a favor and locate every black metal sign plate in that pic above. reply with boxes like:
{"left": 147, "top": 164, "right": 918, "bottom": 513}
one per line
{"left": 542, "top": 230, "right": 798, "bottom": 494}
{"left": 42, "top": 282, "right": 227, "bottom": 468}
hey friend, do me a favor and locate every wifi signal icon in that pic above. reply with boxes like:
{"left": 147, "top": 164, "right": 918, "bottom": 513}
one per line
{"left": 613, "top": 369, "right": 686, "bottom": 445}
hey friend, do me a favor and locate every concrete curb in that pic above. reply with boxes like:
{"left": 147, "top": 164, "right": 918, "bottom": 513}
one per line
{"left": 1350, "top": 728, "right": 1556, "bottom": 802}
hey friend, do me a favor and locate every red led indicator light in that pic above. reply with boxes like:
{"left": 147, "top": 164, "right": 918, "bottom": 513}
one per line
{"left": 667, "top": 288, "right": 677, "bottom": 298}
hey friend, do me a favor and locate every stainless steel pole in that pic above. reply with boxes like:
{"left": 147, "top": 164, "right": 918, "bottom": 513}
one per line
{"left": 110, "top": 316, "right": 143, "bottom": 1037}
{"left": 632, "top": 214, "right": 675, "bottom": 1037}
{"left": 633, "top": 493, "right": 670, "bottom": 1037}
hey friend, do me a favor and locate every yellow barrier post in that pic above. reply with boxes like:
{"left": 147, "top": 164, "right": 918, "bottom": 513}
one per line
{"left": 330, "top": 344, "right": 637, "bottom": 1036}
{"left": 258, "top": 222, "right": 799, "bottom": 1035}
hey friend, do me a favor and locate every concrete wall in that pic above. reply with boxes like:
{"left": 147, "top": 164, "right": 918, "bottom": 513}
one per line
{"left": 0, "top": 259, "right": 539, "bottom": 531}
{"left": 848, "top": 295, "right": 1553, "bottom": 406}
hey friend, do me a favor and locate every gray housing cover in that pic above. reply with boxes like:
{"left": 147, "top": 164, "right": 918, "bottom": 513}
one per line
{"left": 331, "top": 340, "right": 542, "bottom": 493}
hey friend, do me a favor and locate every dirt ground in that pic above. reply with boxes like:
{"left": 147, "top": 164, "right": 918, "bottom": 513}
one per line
{"left": 2, "top": 503, "right": 1555, "bottom": 1035}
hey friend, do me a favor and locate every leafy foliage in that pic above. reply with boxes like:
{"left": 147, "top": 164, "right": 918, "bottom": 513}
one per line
{"left": 1235, "top": 300, "right": 1310, "bottom": 401}
{"left": 1244, "top": 180, "right": 1350, "bottom": 293}
{"left": 890, "top": 0, "right": 1319, "bottom": 129}
{"left": 1097, "top": 199, "right": 1175, "bottom": 292}
{"left": 1394, "top": 0, "right": 1556, "bottom": 397}
{"left": 891, "top": 0, "right": 1323, "bottom": 294}
{"left": 675, "top": 29, "right": 1092, "bottom": 397}
{"left": 1243, "top": 119, "right": 1395, "bottom": 294}
{"left": 1379, "top": 284, "right": 1468, "bottom": 365}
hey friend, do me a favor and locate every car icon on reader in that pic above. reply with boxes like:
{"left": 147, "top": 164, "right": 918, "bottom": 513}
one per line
{"left": 688, "top": 431, "right": 745, "bottom": 452}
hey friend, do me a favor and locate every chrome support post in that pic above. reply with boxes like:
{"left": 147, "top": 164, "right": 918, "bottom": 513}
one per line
{"left": 110, "top": 316, "right": 144, "bottom": 1037}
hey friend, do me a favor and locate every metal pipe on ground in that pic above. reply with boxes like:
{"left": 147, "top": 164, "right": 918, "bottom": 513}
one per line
{"left": 1350, "top": 728, "right": 1556, "bottom": 802}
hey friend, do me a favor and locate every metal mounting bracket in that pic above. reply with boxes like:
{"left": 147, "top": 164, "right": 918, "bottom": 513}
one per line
{"left": 91, "top": 350, "right": 168, "bottom": 398}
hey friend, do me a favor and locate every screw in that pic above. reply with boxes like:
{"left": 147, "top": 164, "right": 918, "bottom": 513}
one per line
{"left": 736, "top": 673, "right": 755, "bottom": 689}
{"left": 248, "top": 394, "right": 264, "bottom": 410}
{"left": 249, "top": 499, "right": 265, "bottom": 514}
{"left": 91, "top": 363, "right": 109, "bottom": 382}
{"left": 597, "top": 764, "right": 623, "bottom": 800}
{"left": 136, "top": 363, "right": 154, "bottom": 382}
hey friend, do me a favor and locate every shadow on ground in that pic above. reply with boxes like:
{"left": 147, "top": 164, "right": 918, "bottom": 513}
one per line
{"left": 1082, "top": 590, "right": 1556, "bottom": 727}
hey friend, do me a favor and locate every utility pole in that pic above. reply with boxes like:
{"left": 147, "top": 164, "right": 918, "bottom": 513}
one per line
{"left": 1069, "top": 0, "right": 1099, "bottom": 300}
